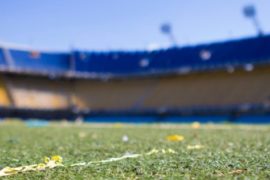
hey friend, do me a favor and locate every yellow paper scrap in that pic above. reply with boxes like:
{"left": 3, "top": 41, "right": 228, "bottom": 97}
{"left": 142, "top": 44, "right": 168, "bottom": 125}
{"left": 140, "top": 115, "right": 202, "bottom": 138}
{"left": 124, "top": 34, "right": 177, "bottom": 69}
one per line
{"left": 166, "top": 135, "right": 184, "bottom": 142}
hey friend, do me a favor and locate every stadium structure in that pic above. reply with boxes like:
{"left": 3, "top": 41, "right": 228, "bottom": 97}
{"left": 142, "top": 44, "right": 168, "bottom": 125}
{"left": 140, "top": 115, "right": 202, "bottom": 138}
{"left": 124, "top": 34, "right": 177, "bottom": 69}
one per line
{"left": 0, "top": 35, "right": 270, "bottom": 122}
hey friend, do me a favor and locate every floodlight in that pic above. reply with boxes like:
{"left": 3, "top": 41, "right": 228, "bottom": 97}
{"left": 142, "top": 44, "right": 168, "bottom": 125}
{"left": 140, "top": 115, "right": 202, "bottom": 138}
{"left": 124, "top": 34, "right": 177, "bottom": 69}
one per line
{"left": 243, "top": 5, "right": 256, "bottom": 18}
{"left": 160, "top": 23, "right": 177, "bottom": 46}
{"left": 242, "top": 5, "right": 263, "bottom": 36}
{"left": 160, "top": 23, "right": 172, "bottom": 34}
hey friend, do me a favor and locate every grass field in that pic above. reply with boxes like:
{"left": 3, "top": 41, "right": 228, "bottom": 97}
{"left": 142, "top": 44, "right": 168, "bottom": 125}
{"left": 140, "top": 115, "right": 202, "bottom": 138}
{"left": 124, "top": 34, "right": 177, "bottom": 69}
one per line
{"left": 0, "top": 122, "right": 270, "bottom": 179}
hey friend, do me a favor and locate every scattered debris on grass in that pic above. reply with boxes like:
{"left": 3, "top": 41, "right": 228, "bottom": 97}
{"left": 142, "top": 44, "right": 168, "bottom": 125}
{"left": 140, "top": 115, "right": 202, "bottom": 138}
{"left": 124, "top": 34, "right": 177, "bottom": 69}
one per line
{"left": 0, "top": 156, "right": 63, "bottom": 177}
{"left": 229, "top": 169, "right": 247, "bottom": 175}
{"left": 191, "top": 122, "right": 201, "bottom": 129}
{"left": 187, "top": 145, "right": 204, "bottom": 150}
{"left": 166, "top": 135, "right": 184, "bottom": 142}
{"left": 0, "top": 149, "right": 176, "bottom": 177}
{"left": 122, "top": 135, "right": 129, "bottom": 142}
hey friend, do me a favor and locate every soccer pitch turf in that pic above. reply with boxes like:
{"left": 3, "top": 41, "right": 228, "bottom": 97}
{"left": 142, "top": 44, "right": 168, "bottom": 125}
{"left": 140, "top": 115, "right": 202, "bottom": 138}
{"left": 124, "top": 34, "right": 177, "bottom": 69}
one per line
{"left": 0, "top": 122, "right": 269, "bottom": 179}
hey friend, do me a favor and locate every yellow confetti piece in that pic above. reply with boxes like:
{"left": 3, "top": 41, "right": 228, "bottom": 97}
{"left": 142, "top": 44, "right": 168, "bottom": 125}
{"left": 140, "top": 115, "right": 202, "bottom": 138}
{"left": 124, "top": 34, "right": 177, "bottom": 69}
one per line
{"left": 51, "top": 155, "right": 63, "bottom": 163}
{"left": 36, "top": 163, "right": 46, "bottom": 171}
{"left": 166, "top": 135, "right": 184, "bottom": 142}
{"left": 44, "top": 157, "right": 50, "bottom": 164}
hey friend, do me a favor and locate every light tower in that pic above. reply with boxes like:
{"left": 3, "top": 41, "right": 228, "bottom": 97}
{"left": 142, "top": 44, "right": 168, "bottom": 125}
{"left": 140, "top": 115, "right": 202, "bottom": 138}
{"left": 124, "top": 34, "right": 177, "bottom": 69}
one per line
{"left": 160, "top": 23, "right": 177, "bottom": 46}
{"left": 243, "top": 5, "right": 263, "bottom": 36}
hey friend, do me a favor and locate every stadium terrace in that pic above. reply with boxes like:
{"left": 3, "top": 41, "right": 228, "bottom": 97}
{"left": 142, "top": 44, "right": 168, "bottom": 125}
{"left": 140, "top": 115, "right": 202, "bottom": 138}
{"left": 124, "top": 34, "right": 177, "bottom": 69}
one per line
{"left": 0, "top": 35, "right": 270, "bottom": 122}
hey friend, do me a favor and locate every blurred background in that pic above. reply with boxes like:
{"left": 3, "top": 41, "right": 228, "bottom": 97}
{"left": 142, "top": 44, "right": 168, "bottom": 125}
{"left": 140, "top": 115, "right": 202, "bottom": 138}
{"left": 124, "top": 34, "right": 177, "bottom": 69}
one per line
{"left": 0, "top": 0, "right": 270, "bottom": 123}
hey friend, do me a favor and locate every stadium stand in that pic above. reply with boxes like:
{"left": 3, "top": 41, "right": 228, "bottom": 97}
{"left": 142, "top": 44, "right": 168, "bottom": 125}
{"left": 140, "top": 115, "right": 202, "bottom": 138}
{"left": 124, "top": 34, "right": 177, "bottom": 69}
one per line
{"left": 72, "top": 51, "right": 146, "bottom": 74}
{"left": 8, "top": 49, "right": 70, "bottom": 74}
{"left": 68, "top": 66, "right": 270, "bottom": 112}
{"left": 72, "top": 35, "right": 270, "bottom": 76}
{"left": 0, "top": 76, "right": 11, "bottom": 106}
{"left": 0, "top": 35, "right": 269, "bottom": 77}
{"left": 0, "top": 35, "right": 270, "bottom": 120}
{"left": 7, "top": 76, "right": 71, "bottom": 109}
{"left": 72, "top": 78, "right": 157, "bottom": 110}
{"left": 142, "top": 68, "right": 270, "bottom": 109}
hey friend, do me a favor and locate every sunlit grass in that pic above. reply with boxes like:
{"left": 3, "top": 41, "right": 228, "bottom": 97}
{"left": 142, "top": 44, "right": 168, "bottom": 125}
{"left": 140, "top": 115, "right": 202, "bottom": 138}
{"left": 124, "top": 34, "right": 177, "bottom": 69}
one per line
{"left": 0, "top": 122, "right": 270, "bottom": 179}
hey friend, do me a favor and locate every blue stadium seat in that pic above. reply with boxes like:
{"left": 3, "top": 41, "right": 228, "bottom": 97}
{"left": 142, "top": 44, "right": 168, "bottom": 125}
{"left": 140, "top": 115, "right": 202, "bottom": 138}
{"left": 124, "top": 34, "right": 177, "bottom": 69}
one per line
{"left": 9, "top": 49, "right": 70, "bottom": 73}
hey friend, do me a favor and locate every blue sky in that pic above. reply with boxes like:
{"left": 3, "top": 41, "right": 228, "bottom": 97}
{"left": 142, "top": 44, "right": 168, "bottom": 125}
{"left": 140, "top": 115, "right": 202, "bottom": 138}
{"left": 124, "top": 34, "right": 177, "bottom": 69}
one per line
{"left": 0, "top": 0, "right": 269, "bottom": 51}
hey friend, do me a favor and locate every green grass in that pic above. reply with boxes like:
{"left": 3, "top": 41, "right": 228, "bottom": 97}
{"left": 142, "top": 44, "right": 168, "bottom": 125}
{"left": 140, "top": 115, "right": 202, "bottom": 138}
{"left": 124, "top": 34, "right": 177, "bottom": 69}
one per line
{"left": 0, "top": 122, "right": 270, "bottom": 179}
